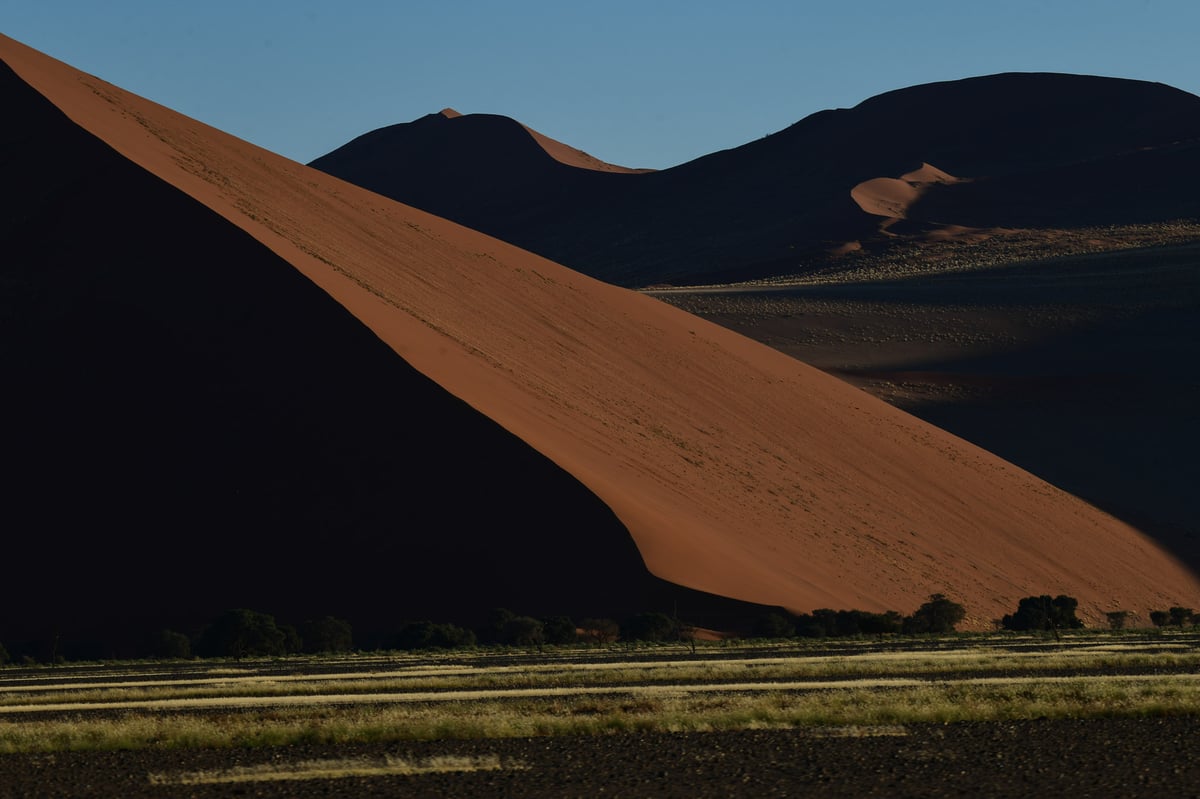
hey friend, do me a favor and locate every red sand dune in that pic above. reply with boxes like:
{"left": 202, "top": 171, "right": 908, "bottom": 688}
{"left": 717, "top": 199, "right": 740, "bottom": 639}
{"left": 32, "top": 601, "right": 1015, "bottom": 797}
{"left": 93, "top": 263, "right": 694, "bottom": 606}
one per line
{"left": 4, "top": 35, "right": 1197, "bottom": 627}
{"left": 851, "top": 162, "right": 965, "bottom": 220}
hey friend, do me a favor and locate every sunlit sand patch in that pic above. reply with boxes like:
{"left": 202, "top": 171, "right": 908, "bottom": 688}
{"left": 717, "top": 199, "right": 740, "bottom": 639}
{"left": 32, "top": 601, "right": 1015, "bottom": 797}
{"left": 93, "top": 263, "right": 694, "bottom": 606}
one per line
{"left": 148, "top": 754, "right": 526, "bottom": 785}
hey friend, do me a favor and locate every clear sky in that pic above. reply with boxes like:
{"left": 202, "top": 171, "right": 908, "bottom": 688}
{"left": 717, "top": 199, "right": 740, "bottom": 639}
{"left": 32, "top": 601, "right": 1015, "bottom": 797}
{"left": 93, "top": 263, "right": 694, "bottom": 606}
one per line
{"left": 5, "top": 1, "right": 1199, "bottom": 170}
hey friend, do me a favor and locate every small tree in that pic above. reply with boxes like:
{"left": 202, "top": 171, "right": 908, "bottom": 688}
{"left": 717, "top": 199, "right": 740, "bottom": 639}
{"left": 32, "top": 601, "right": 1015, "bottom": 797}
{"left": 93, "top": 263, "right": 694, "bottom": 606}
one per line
{"left": 300, "top": 616, "right": 354, "bottom": 653}
{"left": 1149, "top": 610, "right": 1171, "bottom": 627}
{"left": 792, "top": 613, "right": 826, "bottom": 638}
{"left": 1105, "top": 611, "right": 1131, "bottom": 631}
{"left": 541, "top": 616, "right": 577, "bottom": 645}
{"left": 481, "top": 608, "right": 517, "bottom": 644}
{"left": 196, "top": 609, "right": 287, "bottom": 659}
{"left": 0, "top": 642, "right": 9, "bottom": 666}
{"left": 752, "top": 612, "right": 795, "bottom": 639}
{"left": 621, "top": 612, "right": 676, "bottom": 642}
{"left": 1001, "top": 595, "right": 1084, "bottom": 633}
{"left": 1168, "top": 607, "right": 1194, "bottom": 627}
{"left": 904, "top": 594, "right": 967, "bottom": 634}
{"left": 810, "top": 609, "right": 839, "bottom": 637}
{"left": 578, "top": 618, "right": 619, "bottom": 645}
{"left": 860, "top": 610, "right": 904, "bottom": 637}
{"left": 279, "top": 624, "right": 303, "bottom": 655}
{"left": 502, "top": 616, "right": 545, "bottom": 648}
{"left": 153, "top": 629, "right": 192, "bottom": 659}
{"left": 394, "top": 621, "right": 475, "bottom": 650}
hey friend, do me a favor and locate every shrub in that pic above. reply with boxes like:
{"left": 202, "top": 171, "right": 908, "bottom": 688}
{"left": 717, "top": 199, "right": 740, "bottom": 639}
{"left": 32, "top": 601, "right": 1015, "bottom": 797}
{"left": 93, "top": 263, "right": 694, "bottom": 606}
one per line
{"left": 578, "top": 617, "right": 620, "bottom": 644}
{"left": 0, "top": 642, "right": 9, "bottom": 666}
{"left": 300, "top": 616, "right": 354, "bottom": 653}
{"left": 541, "top": 616, "right": 577, "bottom": 645}
{"left": 904, "top": 594, "right": 967, "bottom": 634}
{"left": 1168, "top": 607, "right": 1194, "bottom": 627}
{"left": 1105, "top": 611, "right": 1131, "bottom": 630}
{"left": 752, "top": 612, "right": 795, "bottom": 639}
{"left": 481, "top": 608, "right": 516, "bottom": 644}
{"left": 279, "top": 624, "right": 303, "bottom": 655}
{"left": 859, "top": 610, "right": 904, "bottom": 636}
{"left": 1149, "top": 610, "right": 1171, "bottom": 627}
{"left": 393, "top": 621, "right": 476, "bottom": 650}
{"left": 153, "top": 629, "right": 192, "bottom": 659}
{"left": 793, "top": 611, "right": 831, "bottom": 638}
{"left": 621, "top": 612, "right": 677, "bottom": 642}
{"left": 501, "top": 616, "right": 545, "bottom": 648}
{"left": 1001, "top": 595, "right": 1084, "bottom": 632}
{"left": 196, "top": 609, "right": 287, "bottom": 659}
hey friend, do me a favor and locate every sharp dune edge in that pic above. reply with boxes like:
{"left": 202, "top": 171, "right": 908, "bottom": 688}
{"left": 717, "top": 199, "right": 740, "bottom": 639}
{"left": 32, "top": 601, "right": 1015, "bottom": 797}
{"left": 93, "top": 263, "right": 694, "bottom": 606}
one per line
{"left": 850, "top": 162, "right": 965, "bottom": 221}
{"left": 438, "top": 106, "right": 651, "bottom": 173}
{"left": 4, "top": 35, "right": 1196, "bottom": 626}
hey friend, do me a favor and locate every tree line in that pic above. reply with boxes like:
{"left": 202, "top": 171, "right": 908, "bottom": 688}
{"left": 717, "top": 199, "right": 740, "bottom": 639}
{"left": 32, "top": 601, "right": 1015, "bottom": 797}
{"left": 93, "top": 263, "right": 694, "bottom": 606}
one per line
{"left": 2, "top": 596, "right": 1196, "bottom": 664}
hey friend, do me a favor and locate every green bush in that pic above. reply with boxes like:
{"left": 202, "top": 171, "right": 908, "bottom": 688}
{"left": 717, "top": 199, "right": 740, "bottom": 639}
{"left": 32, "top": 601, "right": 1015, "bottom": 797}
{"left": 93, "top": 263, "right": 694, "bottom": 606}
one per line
{"left": 0, "top": 642, "right": 9, "bottom": 665}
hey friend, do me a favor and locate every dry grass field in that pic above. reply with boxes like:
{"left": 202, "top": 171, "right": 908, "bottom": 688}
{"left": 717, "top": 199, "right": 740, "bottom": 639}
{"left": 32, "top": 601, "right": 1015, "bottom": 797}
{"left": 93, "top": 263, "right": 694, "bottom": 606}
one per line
{"left": 1, "top": 631, "right": 1198, "bottom": 796}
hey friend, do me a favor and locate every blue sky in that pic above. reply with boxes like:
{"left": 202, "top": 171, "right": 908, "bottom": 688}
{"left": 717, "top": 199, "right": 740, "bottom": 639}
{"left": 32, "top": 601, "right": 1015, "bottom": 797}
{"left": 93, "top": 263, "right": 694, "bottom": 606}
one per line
{"left": 5, "top": 1, "right": 1199, "bottom": 169}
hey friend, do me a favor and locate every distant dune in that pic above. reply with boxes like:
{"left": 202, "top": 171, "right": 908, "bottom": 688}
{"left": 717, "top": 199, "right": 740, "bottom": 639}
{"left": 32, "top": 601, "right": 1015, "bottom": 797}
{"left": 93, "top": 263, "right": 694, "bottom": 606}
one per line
{"left": 3, "top": 35, "right": 1197, "bottom": 650}
{"left": 850, "top": 162, "right": 965, "bottom": 222}
{"left": 314, "top": 73, "right": 1200, "bottom": 286}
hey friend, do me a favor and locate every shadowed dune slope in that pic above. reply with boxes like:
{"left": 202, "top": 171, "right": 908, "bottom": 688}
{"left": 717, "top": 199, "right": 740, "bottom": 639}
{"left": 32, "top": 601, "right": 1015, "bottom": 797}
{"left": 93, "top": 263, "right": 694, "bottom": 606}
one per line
{"left": 3, "top": 36, "right": 1198, "bottom": 636}
{"left": 0, "top": 58, "right": 718, "bottom": 652}
{"left": 313, "top": 73, "right": 1200, "bottom": 286}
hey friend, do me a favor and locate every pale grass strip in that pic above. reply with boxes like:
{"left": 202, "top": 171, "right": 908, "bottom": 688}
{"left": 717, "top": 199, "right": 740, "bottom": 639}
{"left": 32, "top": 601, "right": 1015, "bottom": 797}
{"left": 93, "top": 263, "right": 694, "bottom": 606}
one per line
{"left": 0, "top": 678, "right": 926, "bottom": 713}
{"left": 3, "top": 679, "right": 1195, "bottom": 753}
{"left": 147, "top": 754, "right": 525, "bottom": 785}
{"left": 4, "top": 672, "right": 1200, "bottom": 715}
{"left": 8, "top": 644, "right": 1191, "bottom": 697}
{"left": 0, "top": 665, "right": 478, "bottom": 695}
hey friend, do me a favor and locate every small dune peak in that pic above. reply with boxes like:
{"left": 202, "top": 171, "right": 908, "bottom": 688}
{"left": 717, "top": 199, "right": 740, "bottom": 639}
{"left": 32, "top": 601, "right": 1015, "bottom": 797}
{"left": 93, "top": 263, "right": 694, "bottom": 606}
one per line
{"left": 851, "top": 161, "right": 966, "bottom": 219}
{"left": 899, "top": 162, "right": 961, "bottom": 185}
{"left": 438, "top": 107, "right": 462, "bottom": 118}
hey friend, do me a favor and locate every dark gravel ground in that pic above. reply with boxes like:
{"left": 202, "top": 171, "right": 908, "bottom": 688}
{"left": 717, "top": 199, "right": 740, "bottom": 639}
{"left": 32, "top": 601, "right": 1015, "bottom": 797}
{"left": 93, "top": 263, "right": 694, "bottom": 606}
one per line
{"left": 3, "top": 718, "right": 1199, "bottom": 799}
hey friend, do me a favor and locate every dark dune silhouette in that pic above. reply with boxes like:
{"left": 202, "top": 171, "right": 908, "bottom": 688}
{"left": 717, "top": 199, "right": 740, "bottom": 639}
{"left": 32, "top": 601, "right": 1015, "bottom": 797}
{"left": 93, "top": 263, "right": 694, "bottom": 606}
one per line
{"left": 313, "top": 73, "right": 1200, "bottom": 286}
{"left": 3, "top": 35, "right": 1197, "bottom": 656}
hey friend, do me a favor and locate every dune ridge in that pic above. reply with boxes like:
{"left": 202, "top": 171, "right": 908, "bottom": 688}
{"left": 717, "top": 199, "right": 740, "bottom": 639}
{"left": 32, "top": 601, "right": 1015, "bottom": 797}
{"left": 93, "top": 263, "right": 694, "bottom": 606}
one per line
{"left": 314, "top": 72, "right": 1200, "bottom": 287}
{"left": 850, "top": 162, "right": 965, "bottom": 220}
{"left": 3, "top": 34, "right": 1197, "bottom": 626}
